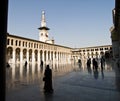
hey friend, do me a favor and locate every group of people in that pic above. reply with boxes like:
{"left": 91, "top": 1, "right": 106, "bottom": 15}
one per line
{"left": 78, "top": 56, "right": 106, "bottom": 71}
{"left": 92, "top": 56, "right": 105, "bottom": 71}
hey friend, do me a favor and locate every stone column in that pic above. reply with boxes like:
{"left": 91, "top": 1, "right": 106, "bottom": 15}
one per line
{"left": 38, "top": 51, "right": 40, "bottom": 65}
{"left": 53, "top": 52, "right": 55, "bottom": 64}
{"left": 26, "top": 50, "right": 29, "bottom": 63}
{"left": 42, "top": 50, "right": 44, "bottom": 63}
{"left": 32, "top": 50, "right": 35, "bottom": 63}
{"left": 12, "top": 49, "right": 15, "bottom": 64}
{"left": 46, "top": 51, "right": 48, "bottom": 63}
{"left": 110, "top": 27, "right": 119, "bottom": 59}
{"left": 50, "top": 51, "right": 51, "bottom": 61}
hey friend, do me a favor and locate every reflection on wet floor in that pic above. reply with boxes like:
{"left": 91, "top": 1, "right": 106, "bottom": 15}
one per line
{"left": 6, "top": 63, "right": 75, "bottom": 91}
{"left": 6, "top": 58, "right": 120, "bottom": 101}
{"left": 6, "top": 59, "right": 115, "bottom": 91}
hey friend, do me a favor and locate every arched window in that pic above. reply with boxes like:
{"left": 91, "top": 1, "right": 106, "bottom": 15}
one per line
{"left": 11, "top": 39, "right": 13, "bottom": 45}
{"left": 19, "top": 41, "right": 21, "bottom": 46}
{"left": 15, "top": 40, "right": 18, "bottom": 46}
{"left": 7, "top": 39, "right": 10, "bottom": 45}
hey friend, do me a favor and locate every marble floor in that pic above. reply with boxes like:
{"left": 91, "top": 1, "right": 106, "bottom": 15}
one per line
{"left": 6, "top": 60, "right": 120, "bottom": 101}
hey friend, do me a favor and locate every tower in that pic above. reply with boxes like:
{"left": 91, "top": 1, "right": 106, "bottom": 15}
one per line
{"left": 38, "top": 11, "right": 50, "bottom": 42}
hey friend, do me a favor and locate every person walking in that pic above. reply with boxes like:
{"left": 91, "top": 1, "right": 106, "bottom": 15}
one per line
{"left": 25, "top": 61, "right": 27, "bottom": 67}
{"left": 43, "top": 65, "right": 53, "bottom": 93}
{"left": 92, "top": 58, "right": 96, "bottom": 70}
{"left": 78, "top": 59, "right": 82, "bottom": 68}
{"left": 40, "top": 60, "right": 43, "bottom": 72}
{"left": 100, "top": 56, "right": 105, "bottom": 71}
{"left": 92, "top": 58, "right": 98, "bottom": 70}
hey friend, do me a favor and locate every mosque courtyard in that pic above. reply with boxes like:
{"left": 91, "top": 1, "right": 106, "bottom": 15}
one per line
{"left": 6, "top": 58, "right": 120, "bottom": 101}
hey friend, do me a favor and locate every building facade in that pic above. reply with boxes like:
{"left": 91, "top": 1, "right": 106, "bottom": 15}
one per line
{"left": 7, "top": 34, "right": 72, "bottom": 65}
{"left": 110, "top": 0, "right": 120, "bottom": 60}
{"left": 7, "top": 11, "right": 112, "bottom": 66}
{"left": 72, "top": 45, "right": 112, "bottom": 64}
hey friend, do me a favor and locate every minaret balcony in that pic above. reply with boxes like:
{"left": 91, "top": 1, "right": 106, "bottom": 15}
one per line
{"left": 38, "top": 27, "right": 50, "bottom": 30}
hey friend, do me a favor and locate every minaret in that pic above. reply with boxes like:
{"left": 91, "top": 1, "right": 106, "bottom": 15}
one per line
{"left": 38, "top": 10, "right": 50, "bottom": 42}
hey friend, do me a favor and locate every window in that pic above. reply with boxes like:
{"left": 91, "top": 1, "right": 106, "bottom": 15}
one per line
{"left": 29, "top": 42, "right": 30, "bottom": 48}
{"left": 16, "top": 40, "right": 18, "bottom": 46}
{"left": 26, "top": 42, "right": 27, "bottom": 47}
{"left": 11, "top": 39, "right": 13, "bottom": 45}
{"left": 23, "top": 42, "right": 24, "bottom": 47}
{"left": 31, "top": 43, "right": 33, "bottom": 48}
{"left": 7, "top": 39, "right": 10, "bottom": 45}
{"left": 46, "top": 34, "right": 48, "bottom": 37}
{"left": 19, "top": 41, "right": 21, "bottom": 46}
{"left": 34, "top": 43, "right": 36, "bottom": 48}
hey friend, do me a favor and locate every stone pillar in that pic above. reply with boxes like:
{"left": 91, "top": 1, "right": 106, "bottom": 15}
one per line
{"left": 59, "top": 53, "right": 61, "bottom": 63}
{"left": 50, "top": 51, "right": 51, "bottom": 61}
{"left": 32, "top": 50, "right": 35, "bottom": 63}
{"left": 40, "top": 50, "right": 42, "bottom": 61}
{"left": 46, "top": 51, "right": 48, "bottom": 62}
{"left": 42, "top": 50, "right": 44, "bottom": 63}
{"left": 26, "top": 50, "right": 29, "bottom": 63}
{"left": 12, "top": 49, "right": 15, "bottom": 64}
{"left": 38, "top": 51, "right": 40, "bottom": 65}
{"left": 53, "top": 52, "right": 55, "bottom": 64}
{"left": 61, "top": 52, "right": 63, "bottom": 64}
{"left": 0, "top": 1, "right": 8, "bottom": 100}
{"left": 110, "top": 26, "right": 119, "bottom": 59}
{"left": 56, "top": 52, "right": 58, "bottom": 62}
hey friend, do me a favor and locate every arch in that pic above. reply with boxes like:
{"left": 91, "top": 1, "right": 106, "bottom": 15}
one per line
{"left": 15, "top": 40, "right": 18, "bottom": 46}
{"left": 95, "top": 52, "right": 99, "bottom": 58}
{"left": 7, "top": 39, "right": 10, "bottom": 45}
{"left": 29, "top": 49, "right": 32, "bottom": 62}
{"left": 91, "top": 52, "right": 94, "bottom": 58}
{"left": 23, "top": 49, "right": 27, "bottom": 61}
{"left": 11, "top": 39, "right": 13, "bottom": 45}
{"left": 105, "top": 51, "right": 110, "bottom": 59}
{"left": 19, "top": 41, "right": 21, "bottom": 46}
{"left": 34, "top": 50, "right": 38, "bottom": 62}
{"left": 100, "top": 51, "right": 104, "bottom": 56}
{"left": 15, "top": 48, "right": 20, "bottom": 63}
{"left": 7, "top": 47, "right": 13, "bottom": 63}
{"left": 87, "top": 52, "right": 90, "bottom": 58}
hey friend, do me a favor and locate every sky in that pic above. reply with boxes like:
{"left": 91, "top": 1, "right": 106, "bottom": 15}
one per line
{"left": 8, "top": 0, "right": 115, "bottom": 48}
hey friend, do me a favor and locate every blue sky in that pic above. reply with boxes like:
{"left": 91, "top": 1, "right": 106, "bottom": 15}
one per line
{"left": 8, "top": 0, "right": 114, "bottom": 48}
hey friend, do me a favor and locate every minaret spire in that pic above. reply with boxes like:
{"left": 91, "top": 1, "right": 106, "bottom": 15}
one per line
{"left": 38, "top": 10, "right": 50, "bottom": 42}
{"left": 41, "top": 10, "right": 46, "bottom": 27}
{"left": 38, "top": 10, "right": 55, "bottom": 44}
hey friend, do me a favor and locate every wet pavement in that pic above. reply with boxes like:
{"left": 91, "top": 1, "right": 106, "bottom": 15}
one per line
{"left": 6, "top": 60, "right": 120, "bottom": 101}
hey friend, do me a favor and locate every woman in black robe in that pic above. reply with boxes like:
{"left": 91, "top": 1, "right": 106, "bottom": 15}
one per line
{"left": 43, "top": 65, "right": 53, "bottom": 93}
